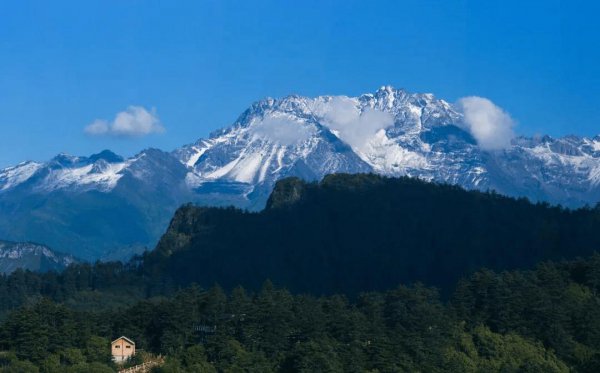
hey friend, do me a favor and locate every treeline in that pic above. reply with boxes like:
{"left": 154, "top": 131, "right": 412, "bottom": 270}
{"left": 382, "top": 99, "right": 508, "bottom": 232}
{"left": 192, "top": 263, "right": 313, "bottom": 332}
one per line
{"left": 146, "top": 174, "right": 600, "bottom": 295}
{"left": 0, "top": 260, "right": 145, "bottom": 317}
{"left": 3, "top": 255, "right": 600, "bottom": 372}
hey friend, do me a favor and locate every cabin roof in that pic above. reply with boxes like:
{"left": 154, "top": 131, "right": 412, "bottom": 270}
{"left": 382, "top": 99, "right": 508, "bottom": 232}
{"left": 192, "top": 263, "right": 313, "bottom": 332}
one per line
{"left": 112, "top": 336, "right": 135, "bottom": 345}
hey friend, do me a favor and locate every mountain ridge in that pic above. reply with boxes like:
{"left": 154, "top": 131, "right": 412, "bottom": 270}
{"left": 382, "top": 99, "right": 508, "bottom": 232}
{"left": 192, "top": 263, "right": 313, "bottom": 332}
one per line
{"left": 1, "top": 86, "right": 600, "bottom": 259}
{"left": 0, "top": 240, "right": 76, "bottom": 274}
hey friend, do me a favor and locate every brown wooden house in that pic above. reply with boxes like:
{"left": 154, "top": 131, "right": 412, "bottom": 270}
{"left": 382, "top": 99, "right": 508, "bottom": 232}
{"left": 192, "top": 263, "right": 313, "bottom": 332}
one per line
{"left": 111, "top": 336, "right": 136, "bottom": 362}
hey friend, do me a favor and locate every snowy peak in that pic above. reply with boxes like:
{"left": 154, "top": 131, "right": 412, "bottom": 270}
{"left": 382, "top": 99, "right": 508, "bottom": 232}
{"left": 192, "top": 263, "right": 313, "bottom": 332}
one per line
{"left": 0, "top": 161, "right": 43, "bottom": 191}
{"left": 173, "top": 86, "right": 600, "bottom": 208}
{"left": 176, "top": 86, "right": 463, "bottom": 190}
{"left": 178, "top": 101, "right": 370, "bottom": 188}
{"left": 43, "top": 154, "right": 130, "bottom": 192}
{"left": 0, "top": 148, "right": 191, "bottom": 194}
{"left": 88, "top": 150, "right": 125, "bottom": 164}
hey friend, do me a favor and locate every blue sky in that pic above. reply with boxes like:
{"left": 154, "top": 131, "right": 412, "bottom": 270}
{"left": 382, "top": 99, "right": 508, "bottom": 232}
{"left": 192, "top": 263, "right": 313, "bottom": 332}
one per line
{"left": 1, "top": 0, "right": 599, "bottom": 167}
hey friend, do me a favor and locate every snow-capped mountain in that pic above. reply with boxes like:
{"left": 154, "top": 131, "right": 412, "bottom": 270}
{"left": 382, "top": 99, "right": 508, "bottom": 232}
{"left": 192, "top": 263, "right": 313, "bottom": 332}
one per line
{"left": 0, "top": 148, "right": 190, "bottom": 260}
{"left": 176, "top": 86, "right": 600, "bottom": 207}
{"left": 1, "top": 86, "right": 599, "bottom": 260}
{"left": 0, "top": 241, "right": 75, "bottom": 274}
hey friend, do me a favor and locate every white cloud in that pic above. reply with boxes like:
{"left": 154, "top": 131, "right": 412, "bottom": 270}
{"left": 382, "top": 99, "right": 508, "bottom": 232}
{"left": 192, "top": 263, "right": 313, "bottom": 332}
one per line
{"left": 457, "top": 97, "right": 515, "bottom": 151}
{"left": 84, "top": 119, "right": 110, "bottom": 135}
{"left": 85, "top": 106, "right": 165, "bottom": 137}
{"left": 320, "top": 97, "right": 394, "bottom": 152}
{"left": 251, "top": 114, "right": 316, "bottom": 146}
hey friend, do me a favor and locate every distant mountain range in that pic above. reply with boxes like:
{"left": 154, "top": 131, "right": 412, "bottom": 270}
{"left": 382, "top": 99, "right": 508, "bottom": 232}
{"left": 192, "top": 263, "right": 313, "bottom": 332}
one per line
{"left": 1, "top": 86, "right": 599, "bottom": 260}
{"left": 0, "top": 241, "right": 75, "bottom": 274}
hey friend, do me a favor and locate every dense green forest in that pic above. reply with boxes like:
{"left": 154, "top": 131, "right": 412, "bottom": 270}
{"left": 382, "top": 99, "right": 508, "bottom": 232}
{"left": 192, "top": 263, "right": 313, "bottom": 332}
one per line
{"left": 147, "top": 174, "right": 600, "bottom": 295}
{"left": 2, "top": 173, "right": 600, "bottom": 372}
{"left": 2, "top": 255, "right": 600, "bottom": 372}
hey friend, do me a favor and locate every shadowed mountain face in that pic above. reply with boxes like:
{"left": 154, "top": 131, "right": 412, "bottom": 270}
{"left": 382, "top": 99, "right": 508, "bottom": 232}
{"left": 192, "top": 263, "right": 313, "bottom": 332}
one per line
{"left": 0, "top": 241, "right": 75, "bottom": 274}
{"left": 144, "top": 174, "right": 600, "bottom": 296}
{"left": 1, "top": 87, "right": 600, "bottom": 260}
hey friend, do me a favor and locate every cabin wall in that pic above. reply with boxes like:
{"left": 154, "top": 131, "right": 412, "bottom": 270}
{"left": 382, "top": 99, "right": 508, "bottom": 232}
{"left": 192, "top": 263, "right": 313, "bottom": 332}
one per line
{"left": 111, "top": 338, "right": 135, "bottom": 362}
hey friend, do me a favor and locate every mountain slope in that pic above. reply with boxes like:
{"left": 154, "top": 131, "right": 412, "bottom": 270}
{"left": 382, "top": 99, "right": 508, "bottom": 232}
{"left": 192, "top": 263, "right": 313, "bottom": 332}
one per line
{"left": 0, "top": 241, "right": 75, "bottom": 274}
{"left": 145, "top": 174, "right": 600, "bottom": 295}
{"left": 1, "top": 86, "right": 599, "bottom": 259}
{"left": 0, "top": 149, "right": 191, "bottom": 260}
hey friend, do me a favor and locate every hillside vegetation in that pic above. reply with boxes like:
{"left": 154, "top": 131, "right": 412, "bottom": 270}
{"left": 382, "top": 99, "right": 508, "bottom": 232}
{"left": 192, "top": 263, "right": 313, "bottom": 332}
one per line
{"left": 146, "top": 173, "right": 600, "bottom": 295}
{"left": 2, "top": 256, "right": 600, "bottom": 371}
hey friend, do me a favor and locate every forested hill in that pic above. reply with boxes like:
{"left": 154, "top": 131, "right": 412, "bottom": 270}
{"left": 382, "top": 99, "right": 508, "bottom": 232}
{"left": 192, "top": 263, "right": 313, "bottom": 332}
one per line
{"left": 145, "top": 173, "right": 600, "bottom": 295}
{"left": 7, "top": 256, "right": 600, "bottom": 372}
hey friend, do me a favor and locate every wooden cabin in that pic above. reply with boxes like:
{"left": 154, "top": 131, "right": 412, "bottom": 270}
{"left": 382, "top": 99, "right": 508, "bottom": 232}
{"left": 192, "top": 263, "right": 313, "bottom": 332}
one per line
{"left": 111, "top": 336, "right": 136, "bottom": 362}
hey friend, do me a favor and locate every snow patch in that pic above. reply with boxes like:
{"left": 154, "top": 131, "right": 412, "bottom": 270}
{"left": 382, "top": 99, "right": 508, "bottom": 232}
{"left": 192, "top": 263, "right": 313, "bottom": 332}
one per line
{"left": 229, "top": 152, "right": 264, "bottom": 184}
{"left": 0, "top": 162, "right": 42, "bottom": 191}
{"left": 361, "top": 130, "right": 429, "bottom": 174}
{"left": 273, "top": 146, "right": 287, "bottom": 173}
{"left": 259, "top": 146, "right": 278, "bottom": 183}
{"left": 186, "top": 140, "right": 214, "bottom": 167}
{"left": 590, "top": 165, "right": 600, "bottom": 185}
{"left": 40, "top": 161, "right": 131, "bottom": 192}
